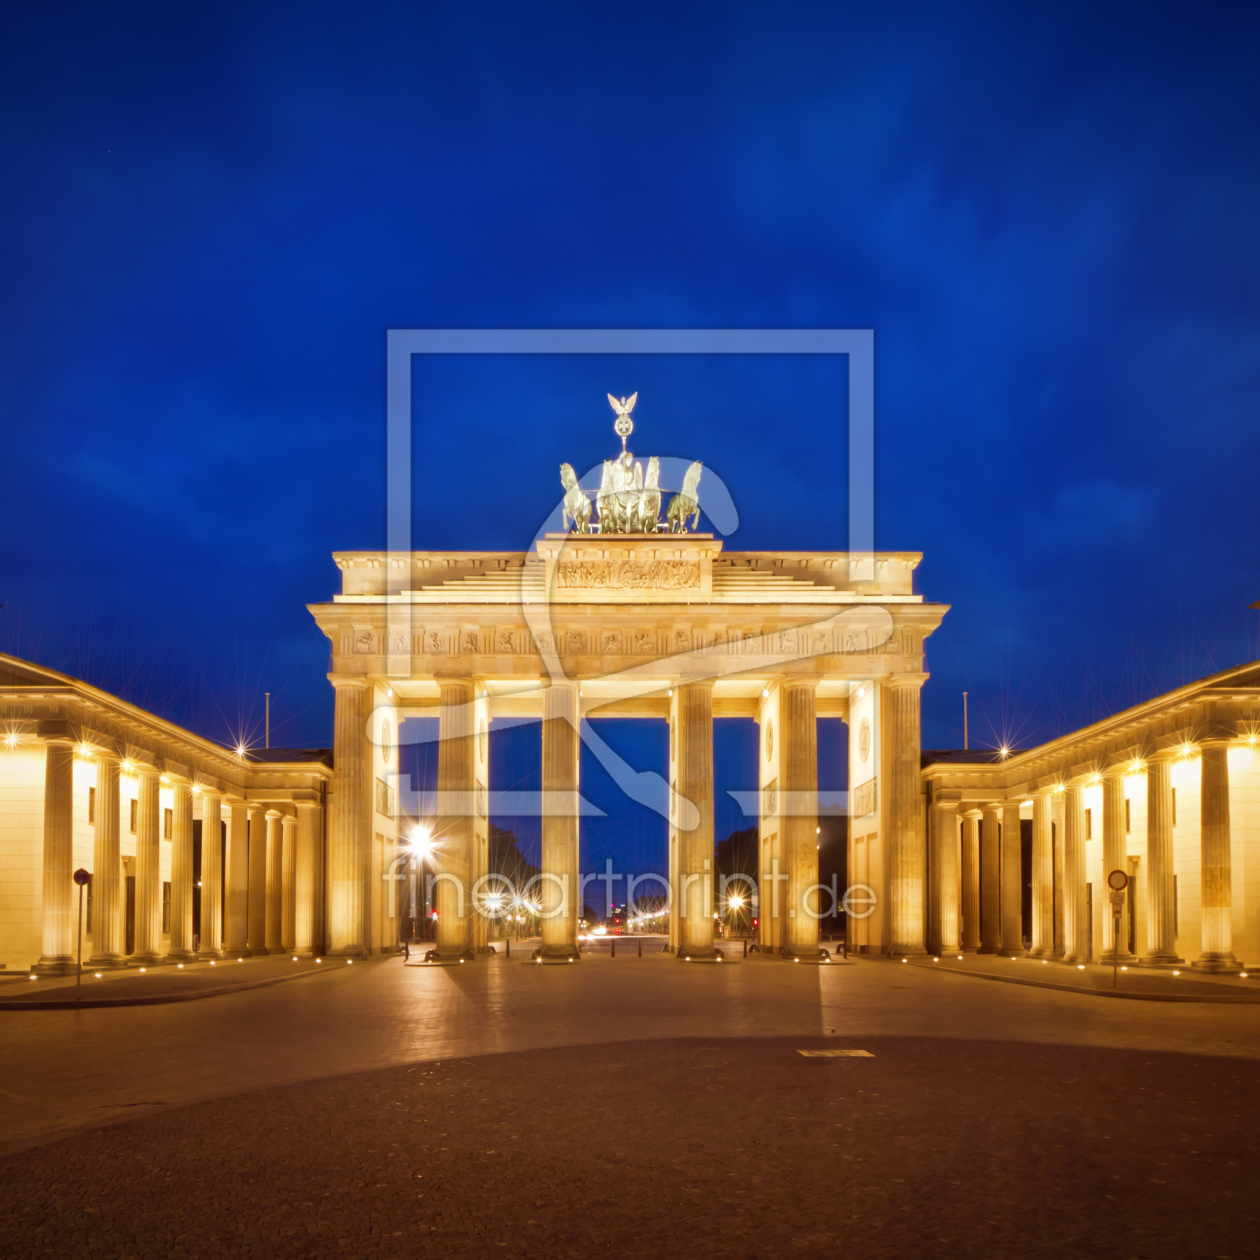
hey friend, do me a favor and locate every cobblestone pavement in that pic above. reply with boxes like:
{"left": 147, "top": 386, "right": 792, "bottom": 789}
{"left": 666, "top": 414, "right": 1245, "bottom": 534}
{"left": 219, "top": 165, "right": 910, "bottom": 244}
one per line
{"left": 7, "top": 951, "right": 1260, "bottom": 1158}
{"left": 2, "top": 1034, "right": 1258, "bottom": 1258}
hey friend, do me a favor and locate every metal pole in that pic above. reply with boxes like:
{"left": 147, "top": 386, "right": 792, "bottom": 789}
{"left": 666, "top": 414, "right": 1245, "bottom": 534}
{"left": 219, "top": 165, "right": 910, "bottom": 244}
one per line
{"left": 76, "top": 883, "right": 84, "bottom": 993}
{"left": 1114, "top": 914, "right": 1121, "bottom": 989}
{"left": 963, "top": 692, "right": 969, "bottom": 751}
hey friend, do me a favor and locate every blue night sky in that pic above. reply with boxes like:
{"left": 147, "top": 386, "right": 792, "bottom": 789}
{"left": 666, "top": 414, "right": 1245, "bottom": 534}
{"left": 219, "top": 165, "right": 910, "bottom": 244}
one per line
{"left": 3, "top": 3, "right": 1259, "bottom": 882}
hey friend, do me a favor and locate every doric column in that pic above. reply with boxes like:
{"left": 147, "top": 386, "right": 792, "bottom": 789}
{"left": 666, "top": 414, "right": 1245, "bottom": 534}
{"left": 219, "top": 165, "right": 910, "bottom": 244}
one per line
{"left": 540, "top": 680, "right": 580, "bottom": 961}
{"left": 33, "top": 733, "right": 77, "bottom": 974}
{"left": 264, "top": 809, "right": 283, "bottom": 952}
{"left": 167, "top": 779, "right": 196, "bottom": 960}
{"left": 433, "top": 679, "right": 476, "bottom": 961}
{"left": 130, "top": 767, "right": 163, "bottom": 964}
{"left": 328, "top": 679, "right": 368, "bottom": 956}
{"left": 961, "top": 810, "right": 981, "bottom": 951}
{"left": 88, "top": 751, "right": 125, "bottom": 968}
{"left": 293, "top": 802, "right": 319, "bottom": 956}
{"left": 1061, "top": 782, "right": 1088, "bottom": 963}
{"left": 224, "top": 798, "right": 250, "bottom": 955}
{"left": 1142, "top": 756, "right": 1182, "bottom": 964}
{"left": 1194, "top": 741, "right": 1239, "bottom": 972}
{"left": 781, "top": 679, "right": 822, "bottom": 959}
{"left": 1028, "top": 790, "right": 1053, "bottom": 957}
{"left": 672, "top": 682, "right": 717, "bottom": 960}
{"left": 886, "top": 676, "right": 927, "bottom": 956}
{"left": 1052, "top": 790, "right": 1066, "bottom": 957}
{"left": 931, "top": 800, "right": 961, "bottom": 954}
{"left": 199, "top": 791, "right": 225, "bottom": 957}
{"left": 281, "top": 814, "right": 297, "bottom": 951}
{"left": 999, "top": 801, "right": 1024, "bottom": 956}
{"left": 1100, "top": 771, "right": 1135, "bottom": 963}
{"left": 247, "top": 804, "right": 268, "bottom": 953}
{"left": 978, "top": 805, "right": 1001, "bottom": 954}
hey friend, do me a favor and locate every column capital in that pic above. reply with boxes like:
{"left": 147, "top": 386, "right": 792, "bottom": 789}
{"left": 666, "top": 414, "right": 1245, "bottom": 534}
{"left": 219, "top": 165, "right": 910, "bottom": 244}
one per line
{"left": 265, "top": 808, "right": 283, "bottom": 820}
{"left": 961, "top": 807, "right": 983, "bottom": 819}
{"left": 293, "top": 798, "right": 321, "bottom": 812}
{"left": 327, "top": 674, "right": 370, "bottom": 691}
{"left": 884, "top": 672, "right": 927, "bottom": 691}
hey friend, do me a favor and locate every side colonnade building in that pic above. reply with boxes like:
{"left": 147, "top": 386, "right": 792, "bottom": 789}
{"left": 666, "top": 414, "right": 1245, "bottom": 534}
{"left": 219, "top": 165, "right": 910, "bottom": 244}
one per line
{"left": 0, "top": 655, "right": 330, "bottom": 974}
{"left": 922, "top": 661, "right": 1260, "bottom": 972}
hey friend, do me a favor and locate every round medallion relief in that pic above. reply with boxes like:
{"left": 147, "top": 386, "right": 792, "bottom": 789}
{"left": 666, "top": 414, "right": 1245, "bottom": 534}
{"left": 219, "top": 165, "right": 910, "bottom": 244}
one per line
{"left": 859, "top": 716, "right": 871, "bottom": 763}
{"left": 765, "top": 720, "right": 774, "bottom": 761}
{"left": 478, "top": 719, "right": 487, "bottom": 763}
{"left": 381, "top": 718, "right": 393, "bottom": 765}
{"left": 670, "top": 721, "right": 675, "bottom": 763}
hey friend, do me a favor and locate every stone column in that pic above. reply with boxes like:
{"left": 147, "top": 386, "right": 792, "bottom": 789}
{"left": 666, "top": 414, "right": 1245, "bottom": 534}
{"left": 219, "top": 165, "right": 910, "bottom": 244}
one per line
{"left": 167, "top": 779, "right": 196, "bottom": 960}
{"left": 199, "top": 791, "right": 225, "bottom": 957}
{"left": 130, "top": 766, "right": 163, "bottom": 965}
{"left": 931, "top": 801, "right": 961, "bottom": 955}
{"left": 224, "top": 798, "right": 250, "bottom": 956}
{"left": 328, "top": 679, "right": 368, "bottom": 957}
{"left": 1194, "top": 741, "right": 1240, "bottom": 972}
{"left": 1028, "top": 791, "right": 1053, "bottom": 957}
{"left": 887, "top": 676, "right": 927, "bottom": 957}
{"left": 247, "top": 804, "right": 268, "bottom": 953}
{"left": 1101, "top": 771, "right": 1135, "bottom": 963}
{"left": 673, "top": 681, "right": 717, "bottom": 960}
{"left": 781, "top": 679, "right": 822, "bottom": 960}
{"left": 281, "top": 814, "right": 297, "bottom": 951}
{"left": 540, "top": 680, "right": 580, "bottom": 961}
{"left": 1052, "top": 790, "right": 1066, "bottom": 957}
{"left": 434, "top": 680, "right": 476, "bottom": 961}
{"left": 293, "top": 802, "right": 319, "bottom": 956}
{"left": 1062, "top": 782, "right": 1088, "bottom": 963}
{"left": 978, "top": 805, "right": 1001, "bottom": 954}
{"left": 961, "top": 810, "right": 981, "bottom": 952}
{"left": 34, "top": 734, "right": 77, "bottom": 974}
{"left": 88, "top": 751, "right": 125, "bottom": 968}
{"left": 1142, "top": 756, "right": 1182, "bottom": 965}
{"left": 264, "top": 809, "right": 283, "bottom": 952}
{"left": 998, "top": 802, "right": 1023, "bottom": 956}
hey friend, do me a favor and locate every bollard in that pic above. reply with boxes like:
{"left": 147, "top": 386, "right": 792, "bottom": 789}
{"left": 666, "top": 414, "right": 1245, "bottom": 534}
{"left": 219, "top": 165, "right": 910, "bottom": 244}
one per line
{"left": 743, "top": 938, "right": 748, "bottom": 958}
{"left": 611, "top": 938, "right": 616, "bottom": 959}
{"left": 505, "top": 939, "right": 510, "bottom": 960}
{"left": 638, "top": 938, "right": 642, "bottom": 958}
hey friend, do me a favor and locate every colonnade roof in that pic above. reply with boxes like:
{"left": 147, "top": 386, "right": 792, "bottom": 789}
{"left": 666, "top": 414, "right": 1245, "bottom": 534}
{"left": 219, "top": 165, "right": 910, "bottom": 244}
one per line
{"left": 0, "top": 651, "right": 331, "bottom": 794}
{"left": 923, "top": 659, "right": 1260, "bottom": 801}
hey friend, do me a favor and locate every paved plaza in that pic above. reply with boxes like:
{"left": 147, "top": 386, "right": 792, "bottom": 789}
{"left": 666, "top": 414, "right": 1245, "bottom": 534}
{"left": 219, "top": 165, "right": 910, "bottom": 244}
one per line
{"left": 3, "top": 953, "right": 1260, "bottom": 1256}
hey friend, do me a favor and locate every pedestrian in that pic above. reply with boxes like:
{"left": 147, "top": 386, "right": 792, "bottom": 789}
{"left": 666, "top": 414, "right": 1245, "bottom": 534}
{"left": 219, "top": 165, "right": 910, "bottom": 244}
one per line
{"left": 402, "top": 938, "right": 410, "bottom": 961}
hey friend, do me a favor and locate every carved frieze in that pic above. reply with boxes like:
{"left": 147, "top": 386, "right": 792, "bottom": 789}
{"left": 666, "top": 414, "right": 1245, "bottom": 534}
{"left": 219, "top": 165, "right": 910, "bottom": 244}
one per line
{"left": 853, "top": 776, "right": 878, "bottom": 818}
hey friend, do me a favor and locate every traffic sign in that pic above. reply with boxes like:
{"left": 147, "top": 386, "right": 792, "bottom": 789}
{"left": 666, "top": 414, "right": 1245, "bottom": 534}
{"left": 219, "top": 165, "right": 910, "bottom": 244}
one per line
{"left": 1106, "top": 869, "right": 1128, "bottom": 892}
{"left": 73, "top": 868, "right": 90, "bottom": 886}
{"left": 1110, "top": 891, "right": 1125, "bottom": 908}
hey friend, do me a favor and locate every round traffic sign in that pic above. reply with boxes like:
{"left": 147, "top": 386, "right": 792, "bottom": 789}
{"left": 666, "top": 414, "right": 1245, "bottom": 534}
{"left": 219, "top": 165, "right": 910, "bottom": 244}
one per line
{"left": 73, "top": 868, "right": 90, "bottom": 886}
{"left": 1106, "top": 868, "right": 1128, "bottom": 892}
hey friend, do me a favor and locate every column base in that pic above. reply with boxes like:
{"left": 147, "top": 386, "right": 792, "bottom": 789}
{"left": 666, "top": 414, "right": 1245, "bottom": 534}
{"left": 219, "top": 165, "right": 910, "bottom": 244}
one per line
{"left": 779, "top": 947, "right": 829, "bottom": 964}
{"left": 961, "top": 943, "right": 981, "bottom": 953}
{"left": 1061, "top": 953, "right": 1088, "bottom": 965}
{"left": 199, "top": 947, "right": 227, "bottom": 960}
{"left": 890, "top": 946, "right": 929, "bottom": 959}
{"left": 534, "top": 944, "right": 580, "bottom": 963}
{"left": 127, "top": 952, "right": 169, "bottom": 967}
{"left": 326, "top": 944, "right": 367, "bottom": 958}
{"left": 977, "top": 945, "right": 999, "bottom": 955}
{"left": 1192, "top": 953, "right": 1243, "bottom": 974}
{"left": 31, "top": 956, "right": 77, "bottom": 976}
{"left": 291, "top": 947, "right": 317, "bottom": 958}
{"left": 1101, "top": 951, "right": 1137, "bottom": 965}
{"left": 1140, "top": 951, "right": 1185, "bottom": 968}
{"left": 997, "top": 948, "right": 1026, "bottom": 958}
{"left": 86, "top": 954, "right": 128, "bottom": 970}
{"left": 164, "top": 949, "right": 198, "bottom": 963}
{"left": 678, "top": 948, "right": 721, "bottom": 963}
{"left": 1026, "top": 947, "right": 1052, "bottom": 959}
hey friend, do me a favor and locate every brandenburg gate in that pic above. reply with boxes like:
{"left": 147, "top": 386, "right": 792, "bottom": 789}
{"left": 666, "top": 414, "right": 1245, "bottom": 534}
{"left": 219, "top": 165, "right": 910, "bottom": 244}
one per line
{"left": 308, "top": 401, "right": 947, "bottom": 962}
